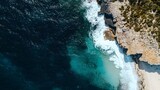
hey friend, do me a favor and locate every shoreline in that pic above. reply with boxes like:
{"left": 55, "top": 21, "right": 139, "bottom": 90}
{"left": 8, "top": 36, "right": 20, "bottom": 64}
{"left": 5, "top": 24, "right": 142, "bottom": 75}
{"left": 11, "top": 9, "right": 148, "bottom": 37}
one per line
{"left": 86, "top": 0, "right": 139, "bottom": 89}
{"left": 96, "top": 0, "right": 160, "bottom": 90}
{"left": 136, "top": 62, "right": 160, "bottom": 90}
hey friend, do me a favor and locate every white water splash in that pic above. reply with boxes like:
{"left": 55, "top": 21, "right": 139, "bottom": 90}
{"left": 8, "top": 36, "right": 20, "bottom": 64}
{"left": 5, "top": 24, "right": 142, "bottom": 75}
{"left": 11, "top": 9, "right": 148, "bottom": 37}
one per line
{"left": 83, "top": 0, "right": 138, "bottom": 90}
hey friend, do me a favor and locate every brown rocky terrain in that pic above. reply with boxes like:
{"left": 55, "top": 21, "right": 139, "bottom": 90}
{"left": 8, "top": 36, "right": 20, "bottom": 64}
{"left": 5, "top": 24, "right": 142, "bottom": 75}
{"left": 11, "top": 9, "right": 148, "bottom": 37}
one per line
{"left": 104, "top": 29, "right": 115, "bottom": 41}
{"left": 103, "top": 0, "right": 160, "bottom": 65}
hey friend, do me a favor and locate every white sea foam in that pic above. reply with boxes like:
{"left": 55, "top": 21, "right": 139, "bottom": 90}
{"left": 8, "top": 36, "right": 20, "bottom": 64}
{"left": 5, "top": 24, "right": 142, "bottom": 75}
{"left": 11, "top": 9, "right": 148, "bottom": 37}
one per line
{"left": 83, "top": 0, "right": 138, "bottom": 90}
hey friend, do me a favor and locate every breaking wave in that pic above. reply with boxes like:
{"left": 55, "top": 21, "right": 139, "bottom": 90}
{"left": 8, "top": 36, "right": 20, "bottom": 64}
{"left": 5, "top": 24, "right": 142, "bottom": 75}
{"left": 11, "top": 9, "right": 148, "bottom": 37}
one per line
{"left": 83, "top": 0, "right": 138, "bottom": 90}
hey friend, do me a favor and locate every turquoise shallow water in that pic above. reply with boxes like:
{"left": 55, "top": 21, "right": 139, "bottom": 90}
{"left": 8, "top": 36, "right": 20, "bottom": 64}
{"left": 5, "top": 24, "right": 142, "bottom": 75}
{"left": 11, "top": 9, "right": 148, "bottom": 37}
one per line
{"left": 68, "top": 38, "right": 120, "bottom": 90}
{"left": 81, "top": 1, "right": 138, "bottom": 90}
{"left": 66, "top": 1, "right": 122, "bottom": 89}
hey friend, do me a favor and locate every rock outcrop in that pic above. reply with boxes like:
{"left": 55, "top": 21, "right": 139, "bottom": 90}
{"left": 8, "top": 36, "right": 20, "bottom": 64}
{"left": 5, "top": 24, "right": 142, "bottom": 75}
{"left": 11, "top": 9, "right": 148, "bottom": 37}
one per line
{"left": 98, "top": 0, "right": 160, "bottom": 65}
{"left": 104, "top": 29, "right": 115, "bottom": 41}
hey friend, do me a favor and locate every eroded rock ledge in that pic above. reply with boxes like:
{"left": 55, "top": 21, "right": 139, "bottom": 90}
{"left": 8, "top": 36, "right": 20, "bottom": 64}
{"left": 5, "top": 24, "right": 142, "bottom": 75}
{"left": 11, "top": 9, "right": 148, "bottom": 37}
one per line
{"left": 97, "top": 0, "right": 160, "bottom": 65}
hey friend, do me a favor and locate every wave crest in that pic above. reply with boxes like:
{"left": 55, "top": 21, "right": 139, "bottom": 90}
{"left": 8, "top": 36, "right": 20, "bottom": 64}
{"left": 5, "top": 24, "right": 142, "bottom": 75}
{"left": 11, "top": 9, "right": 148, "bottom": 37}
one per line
{"left": 83, "top": 0, "right": 138, "bottom": 90}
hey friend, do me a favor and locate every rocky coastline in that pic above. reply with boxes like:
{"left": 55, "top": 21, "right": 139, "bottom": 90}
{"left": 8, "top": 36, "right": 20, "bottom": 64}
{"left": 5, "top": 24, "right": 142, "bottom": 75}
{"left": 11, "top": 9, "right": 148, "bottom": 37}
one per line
{"left": 96, "top": 0, "right": 160, "bottom": 90}
{"left": 97, "top": 0, "right": 160, "bottom": 65}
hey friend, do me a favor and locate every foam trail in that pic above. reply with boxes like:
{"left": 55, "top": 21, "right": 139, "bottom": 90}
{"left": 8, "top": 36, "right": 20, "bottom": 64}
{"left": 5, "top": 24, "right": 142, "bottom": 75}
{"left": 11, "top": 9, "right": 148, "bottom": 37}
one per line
{"left": 68, "top": 37, "right": 120, "bottom": 89}
{"left": 83, "top": 0, "right": 138, "bottom": 90}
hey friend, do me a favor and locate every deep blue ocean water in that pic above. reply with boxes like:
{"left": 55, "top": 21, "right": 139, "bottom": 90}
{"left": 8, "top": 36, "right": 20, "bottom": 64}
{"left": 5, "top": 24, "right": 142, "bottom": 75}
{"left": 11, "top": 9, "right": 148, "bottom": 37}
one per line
{"left": 0, "top": 0, "right": 115, "bottom": 90}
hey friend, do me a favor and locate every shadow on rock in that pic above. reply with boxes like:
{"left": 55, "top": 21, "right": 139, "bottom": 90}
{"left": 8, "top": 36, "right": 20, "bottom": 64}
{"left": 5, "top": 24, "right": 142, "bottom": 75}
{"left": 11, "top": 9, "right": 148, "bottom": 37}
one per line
{"left": 138, "top": 61, "right": 160, "bottom": 74}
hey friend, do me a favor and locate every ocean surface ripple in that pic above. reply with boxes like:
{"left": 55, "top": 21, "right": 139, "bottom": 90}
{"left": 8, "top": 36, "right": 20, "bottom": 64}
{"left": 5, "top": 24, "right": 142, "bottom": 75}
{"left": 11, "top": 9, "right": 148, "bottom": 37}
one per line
{"left": 0, "top": 0, "right": 138, "bottom": 90}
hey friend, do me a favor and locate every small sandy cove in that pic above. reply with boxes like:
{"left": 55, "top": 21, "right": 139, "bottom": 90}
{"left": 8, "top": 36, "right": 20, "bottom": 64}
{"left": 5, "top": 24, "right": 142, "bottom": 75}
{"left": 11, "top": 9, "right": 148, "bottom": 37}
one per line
{"left": 137, "top": 62, "right": 160, "bottom": 90}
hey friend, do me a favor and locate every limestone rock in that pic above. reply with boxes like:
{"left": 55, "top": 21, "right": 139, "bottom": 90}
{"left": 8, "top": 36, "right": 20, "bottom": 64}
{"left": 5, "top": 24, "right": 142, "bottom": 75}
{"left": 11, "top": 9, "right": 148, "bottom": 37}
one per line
{"left": 108, "top": 1, "right": 160, "bottom": 65}
{"left": 104, "top": 29, "right": 115, "bottom": 41}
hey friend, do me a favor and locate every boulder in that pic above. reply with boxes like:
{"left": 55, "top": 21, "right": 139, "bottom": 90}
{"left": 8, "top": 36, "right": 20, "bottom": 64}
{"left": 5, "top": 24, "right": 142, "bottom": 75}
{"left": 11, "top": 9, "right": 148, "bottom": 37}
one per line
{"left": 104, "top": 29, "right": 115, "bottom": 41}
